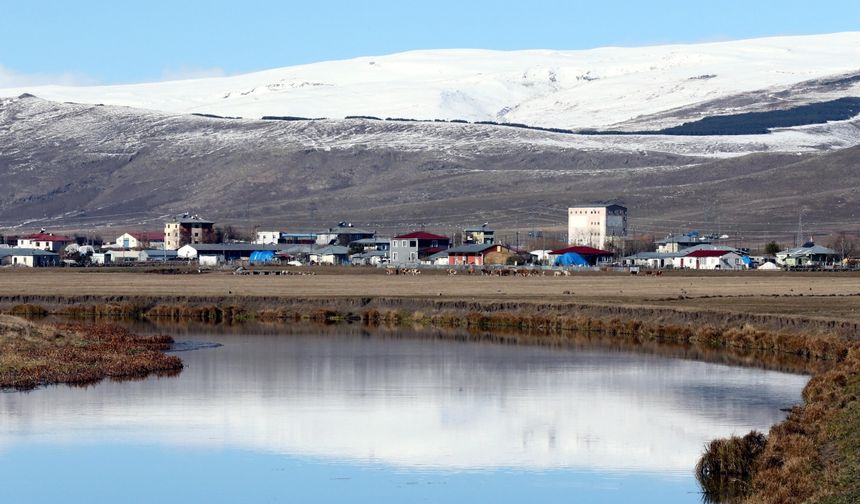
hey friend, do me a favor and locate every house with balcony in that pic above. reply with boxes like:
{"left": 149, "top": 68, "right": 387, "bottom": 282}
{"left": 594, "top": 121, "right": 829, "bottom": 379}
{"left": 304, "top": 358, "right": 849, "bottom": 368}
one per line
{"left": 390, "top": 231, "right": 450, "bottom": 266}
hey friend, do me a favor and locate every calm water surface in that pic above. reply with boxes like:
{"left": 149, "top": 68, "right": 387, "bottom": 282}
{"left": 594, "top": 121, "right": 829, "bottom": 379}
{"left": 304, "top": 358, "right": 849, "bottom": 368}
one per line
{"left": 0, "top": 327, "right": 809, "bottom": 503}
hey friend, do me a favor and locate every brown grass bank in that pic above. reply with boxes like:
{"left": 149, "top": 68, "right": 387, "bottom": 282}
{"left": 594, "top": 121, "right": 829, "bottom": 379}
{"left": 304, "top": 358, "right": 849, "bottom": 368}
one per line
{"left": 0, "top": 315, "right": 183, "bottom": 391}
{"left": 697, "top": 344, "right": 860, "bottom": 504}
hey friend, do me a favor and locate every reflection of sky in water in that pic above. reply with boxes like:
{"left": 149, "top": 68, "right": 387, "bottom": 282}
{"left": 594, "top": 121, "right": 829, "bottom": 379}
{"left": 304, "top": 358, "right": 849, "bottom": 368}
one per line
{"left": 0, "top": 332, "right": 808, "bottom": 503}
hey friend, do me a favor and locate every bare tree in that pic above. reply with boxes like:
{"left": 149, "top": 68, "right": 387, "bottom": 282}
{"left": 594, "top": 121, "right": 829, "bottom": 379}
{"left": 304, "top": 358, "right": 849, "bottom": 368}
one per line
{"left": 826, "top": 231, "right": 857, "bottom": 260}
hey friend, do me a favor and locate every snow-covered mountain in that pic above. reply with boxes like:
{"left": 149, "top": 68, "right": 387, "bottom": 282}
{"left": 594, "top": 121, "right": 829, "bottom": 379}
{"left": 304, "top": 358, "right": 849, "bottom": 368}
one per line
{"left": 3, "top": 32, "right": 860, "bottom": 130}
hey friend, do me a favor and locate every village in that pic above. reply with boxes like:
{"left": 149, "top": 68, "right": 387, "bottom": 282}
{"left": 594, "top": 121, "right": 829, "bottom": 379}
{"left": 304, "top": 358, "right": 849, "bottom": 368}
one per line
{"left": 0, "top": 204, "right": 852, "bottom": 272}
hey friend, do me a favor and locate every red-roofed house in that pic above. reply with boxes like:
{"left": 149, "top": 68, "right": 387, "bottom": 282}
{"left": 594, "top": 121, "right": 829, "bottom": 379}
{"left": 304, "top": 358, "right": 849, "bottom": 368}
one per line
{"left": 676, "top": 249, "right": 746, "bottom": 270}
{"left": 390, "top": 231, "right": 450, "bottom": 266}
{"left": 447, "top": 243, "right": 513, "bottom": 266}
{"left": 17, "top": 232, "right": 72, "bottom": 252}
{"left": 112, "top": 231, "right": 166, "bottom": 250}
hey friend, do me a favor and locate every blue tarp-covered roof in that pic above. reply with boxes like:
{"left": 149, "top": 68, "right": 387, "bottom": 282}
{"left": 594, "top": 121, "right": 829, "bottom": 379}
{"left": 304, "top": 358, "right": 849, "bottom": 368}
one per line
{"left": 554, "top": 252, "right": 589, "bottom": 266}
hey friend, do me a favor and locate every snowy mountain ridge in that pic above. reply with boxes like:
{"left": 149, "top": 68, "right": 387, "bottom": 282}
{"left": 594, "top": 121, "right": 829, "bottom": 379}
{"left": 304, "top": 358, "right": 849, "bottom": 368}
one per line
{"left": 3, "top": 32, "right": 860, "bottom": 130}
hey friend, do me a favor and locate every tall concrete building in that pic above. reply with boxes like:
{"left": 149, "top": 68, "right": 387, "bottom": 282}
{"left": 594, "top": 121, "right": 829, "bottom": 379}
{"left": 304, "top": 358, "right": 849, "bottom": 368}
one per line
{"left": 164, "top": 214, "right": 215, "bottom": 250}
{"left": 567, "top": 204, "right": 627, "bottom": 250}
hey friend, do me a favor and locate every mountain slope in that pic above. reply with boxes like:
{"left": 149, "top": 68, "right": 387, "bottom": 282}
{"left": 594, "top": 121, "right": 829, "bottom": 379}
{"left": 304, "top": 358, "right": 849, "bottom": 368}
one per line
{"left": 2, "top": 33, "right": 860, "bottom": 130}
{"left": 1, "top": 96, "right": 858, "bottom": 240}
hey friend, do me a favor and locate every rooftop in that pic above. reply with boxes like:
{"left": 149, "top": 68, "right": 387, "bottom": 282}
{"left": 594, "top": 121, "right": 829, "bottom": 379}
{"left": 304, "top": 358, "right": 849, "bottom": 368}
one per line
{"left": 422, "top": 252, "right": 448, "bottom": 262}
{"left": 0, "top": 248, "right": 59, "bottom": 257}
{"left": 311, "top": 245, "right": 350, "bottom": 255}
{"left": 22, "top": 232, "right": 71, "bottom": 242}
{"left": 128, "top": 231, "right": 165, "bottom": 241}
{"left": 447, "top": 243, "right": 505, "bottom": 254}
{"left": 139, "top": 249, "right": 178, "bottom": 256}
{"left": 351, "top": 250, "right": 389, "bottom": 258}
{"left": 569, "top": 203, "right": 627, "bottom": 210}
{"left": 350, "top": 237, "right": 390, "bottom": 245}
{"left": 780, "top": 244, "right": 839, "bottom": 257}
{"left": 550, "top": 245, "right": 613, "bottom": 256}
{"left": 393, "top": 231, "right": 450, "bottom": 241}
{"left": 686, "top": 249, "right": 736, "bottom": 258}
{"left": 170, "top": 214, "right": 213, "bottom": 225}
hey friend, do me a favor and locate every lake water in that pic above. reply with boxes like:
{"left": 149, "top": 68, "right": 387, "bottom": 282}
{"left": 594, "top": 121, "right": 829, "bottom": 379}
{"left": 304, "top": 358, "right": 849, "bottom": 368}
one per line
{"left": 0, "top": 325, "right": 809, "bottom": 503}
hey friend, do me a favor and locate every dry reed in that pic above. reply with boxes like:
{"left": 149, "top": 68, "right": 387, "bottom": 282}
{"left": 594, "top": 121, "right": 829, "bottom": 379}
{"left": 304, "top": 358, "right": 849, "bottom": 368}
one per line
{"left": 0, "top": 315, "right": 183, "bottom": 391}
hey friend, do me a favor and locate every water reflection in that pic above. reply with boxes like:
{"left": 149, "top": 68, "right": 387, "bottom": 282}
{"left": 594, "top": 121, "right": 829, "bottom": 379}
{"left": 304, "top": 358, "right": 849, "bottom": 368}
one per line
{"left": 0, "top": 328, "right": 807, "bottom": 475}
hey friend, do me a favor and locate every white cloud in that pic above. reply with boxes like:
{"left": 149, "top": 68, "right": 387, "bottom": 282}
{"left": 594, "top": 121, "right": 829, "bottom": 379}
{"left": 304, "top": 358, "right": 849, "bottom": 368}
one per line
{"left": 160, "top": 65, "right": 226, "bottom": 82}
{"left": 0, "top": 64, "right": 98, "bottom": 88}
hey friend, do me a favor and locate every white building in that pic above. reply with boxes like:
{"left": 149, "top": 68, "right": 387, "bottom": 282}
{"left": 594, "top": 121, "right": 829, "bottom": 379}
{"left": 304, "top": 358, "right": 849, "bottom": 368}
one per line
{"left": 17, "top": 231, "right": 71, "bottom": 252}
{"left": 255, "top": 231, "right": 281, "bottom": 245}
{"left": 110, "top": 231, "right": 165, "bottom": 250}
{"left": 673, "top": 250, "right": 747, "bottom": 270}
{"left": 0, "top": 248, "right": 60, "bottom": 267}
{"left": 315, "top": 224, "right": 375, "bottom": 246}
{"left": 568, "top": 204, "right": 627, "bottom": 250}
{"left": 309, "top": 245, "right": 350, "bottom": 265}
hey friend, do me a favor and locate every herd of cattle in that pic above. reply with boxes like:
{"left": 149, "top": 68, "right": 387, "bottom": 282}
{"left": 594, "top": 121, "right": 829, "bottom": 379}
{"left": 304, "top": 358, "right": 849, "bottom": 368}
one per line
{"left": 384, "top": 267, "right": 574, "bottom": 277}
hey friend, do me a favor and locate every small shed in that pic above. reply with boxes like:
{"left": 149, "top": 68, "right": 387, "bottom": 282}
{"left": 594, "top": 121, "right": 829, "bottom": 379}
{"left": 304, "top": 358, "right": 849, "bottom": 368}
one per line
{"left": 138, "top": 249, "right": 179, "bottom": 262}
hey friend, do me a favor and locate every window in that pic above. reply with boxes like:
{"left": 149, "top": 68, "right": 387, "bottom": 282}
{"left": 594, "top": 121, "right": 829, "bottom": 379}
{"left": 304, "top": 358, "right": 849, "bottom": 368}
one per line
{"left": 392, "top": 252, "right": 398, "bottom": 261}
{"left": 431, "top": 240, "right": 438, "bottom": 248}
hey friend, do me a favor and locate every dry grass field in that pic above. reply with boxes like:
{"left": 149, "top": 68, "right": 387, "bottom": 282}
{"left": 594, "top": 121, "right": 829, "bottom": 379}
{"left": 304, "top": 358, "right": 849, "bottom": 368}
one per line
{"left": 1, "top": 268, "right": 859, "bottom": 322}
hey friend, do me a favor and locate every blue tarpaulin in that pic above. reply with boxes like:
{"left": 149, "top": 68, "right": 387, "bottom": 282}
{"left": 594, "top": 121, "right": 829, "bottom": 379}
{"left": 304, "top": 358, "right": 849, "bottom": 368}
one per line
{"left": 554, "top": 252, "right": 589, "bottom": 267}
{"left": 249, "top": 250, "right": 276, "bottom": 264}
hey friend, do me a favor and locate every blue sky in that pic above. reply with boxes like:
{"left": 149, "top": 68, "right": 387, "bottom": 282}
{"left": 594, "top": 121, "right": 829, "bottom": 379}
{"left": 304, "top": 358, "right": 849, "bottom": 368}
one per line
{"left": 1, "top": 0, "right": 857, "bottom": 85}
